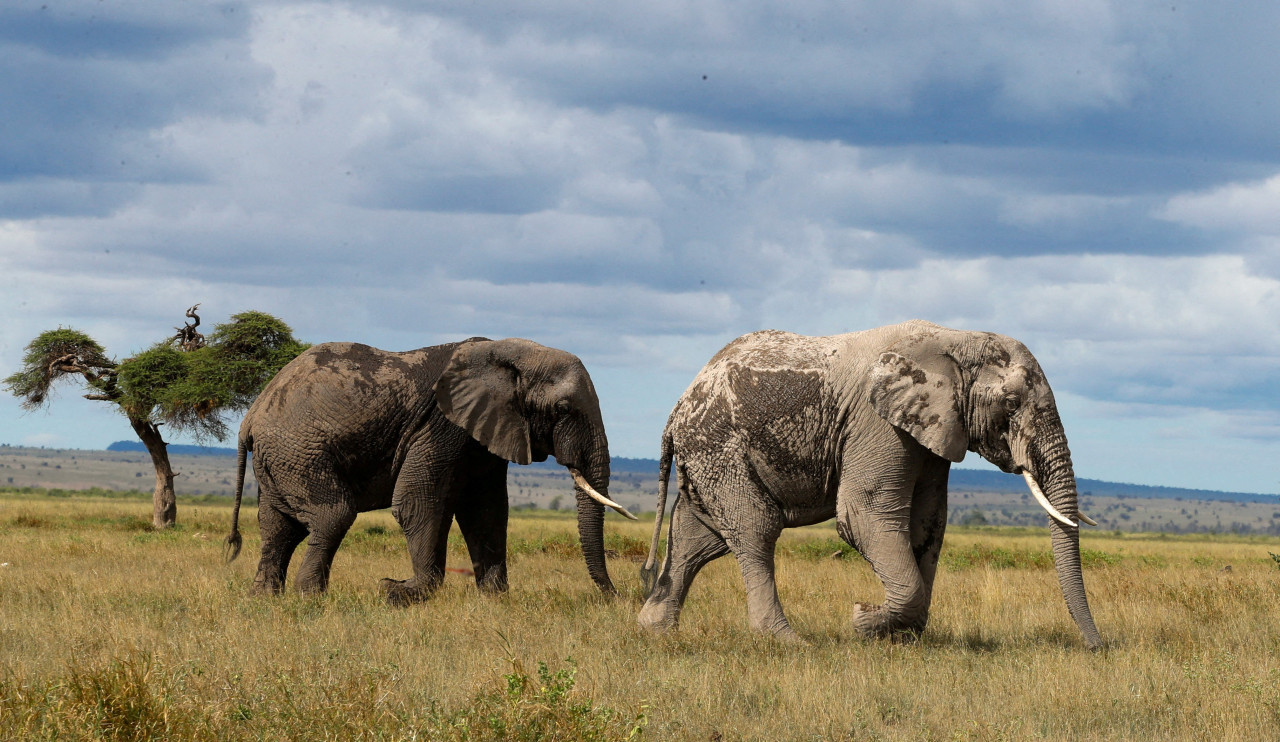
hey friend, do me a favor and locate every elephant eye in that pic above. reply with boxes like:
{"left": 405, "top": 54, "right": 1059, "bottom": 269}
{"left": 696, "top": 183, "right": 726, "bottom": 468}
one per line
{"left": 1003, "top": 395, "right": 1020, "bottom": 413}
{"left": 555, "top": 399, "right": 572, "bottom": 414}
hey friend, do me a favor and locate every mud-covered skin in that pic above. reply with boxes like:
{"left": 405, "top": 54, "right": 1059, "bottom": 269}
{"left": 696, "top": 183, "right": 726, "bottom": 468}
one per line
{"left": 639, "top": 320, "right": 1102, "bottom": 649}
{"left": 230, "top": 337, "right": 618, "bottom": 602}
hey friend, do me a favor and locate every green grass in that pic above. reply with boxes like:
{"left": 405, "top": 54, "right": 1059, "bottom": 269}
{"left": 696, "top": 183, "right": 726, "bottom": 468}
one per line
{"left": 1, "top": 491, "right": 1279, "bottom": 740}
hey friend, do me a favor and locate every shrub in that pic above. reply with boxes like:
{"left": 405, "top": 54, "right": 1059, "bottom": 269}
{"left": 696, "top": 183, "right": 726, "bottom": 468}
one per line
{"left": 425, "top": 656, "right": 648, "bottom": 741}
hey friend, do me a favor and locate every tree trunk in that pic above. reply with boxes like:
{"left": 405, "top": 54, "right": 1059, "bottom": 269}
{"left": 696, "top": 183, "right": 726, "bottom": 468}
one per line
{"left": 130, "top": 417, "right": 177, "bottom": 529}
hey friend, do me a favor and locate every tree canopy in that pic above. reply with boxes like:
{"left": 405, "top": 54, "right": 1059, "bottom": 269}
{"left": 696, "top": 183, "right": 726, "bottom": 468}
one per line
{"left": 5, "top": 308, "right": 308, "bottom": 528}
{"left": 5, "top": 328, "right": 117, "bottom": 409}
{"left": 6, "top": 310, "right": 308, "bottom": 443}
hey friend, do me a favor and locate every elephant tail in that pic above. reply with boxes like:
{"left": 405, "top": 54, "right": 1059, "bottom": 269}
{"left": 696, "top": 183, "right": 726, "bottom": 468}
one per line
{"left": 640, "top": 429, "right": 674, "bottom": 596}
{"left": 224, "top": 433, "right": 250, "bottom": 563}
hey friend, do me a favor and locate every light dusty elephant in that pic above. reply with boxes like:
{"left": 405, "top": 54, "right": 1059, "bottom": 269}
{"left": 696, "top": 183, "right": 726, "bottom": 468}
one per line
{"left": 638, "top": 320, "right": 1102, "bottom": 649}
{"left": 225, "top": 337, "right": 635, "bottom": 605}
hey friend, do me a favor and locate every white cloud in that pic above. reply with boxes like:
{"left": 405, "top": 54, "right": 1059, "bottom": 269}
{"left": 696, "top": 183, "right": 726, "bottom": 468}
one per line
{"left": 3, "top": 1, "right": 1280, "bottom": 491}
{"left": 1159, "top": 174, "right": 1280, "bottom": 235}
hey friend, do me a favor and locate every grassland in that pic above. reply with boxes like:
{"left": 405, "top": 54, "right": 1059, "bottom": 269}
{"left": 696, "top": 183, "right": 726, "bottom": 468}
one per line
{"left": 2, "top": 490, "right": 1279, "bottom": 741}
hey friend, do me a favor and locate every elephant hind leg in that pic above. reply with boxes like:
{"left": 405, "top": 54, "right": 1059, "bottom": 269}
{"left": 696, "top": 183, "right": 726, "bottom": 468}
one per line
{"left": 252, "top": 504, "right": 308, "bottom": 595}
{"left": 294, "top": 503, "right": 357, "bottom": 595}
{"left": 699, "top": 467, "right": 793, "bottom": 637}
{"left": 730, "top": 531, "right": 796, "bottom": 639}
{"left": 637, "top": 495, "right": 730, "bottom": 633}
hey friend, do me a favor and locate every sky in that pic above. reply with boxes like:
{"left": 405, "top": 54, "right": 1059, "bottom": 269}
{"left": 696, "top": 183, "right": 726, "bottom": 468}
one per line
{"left": 2, "top": 1, "right": 1279, "bottom": 495}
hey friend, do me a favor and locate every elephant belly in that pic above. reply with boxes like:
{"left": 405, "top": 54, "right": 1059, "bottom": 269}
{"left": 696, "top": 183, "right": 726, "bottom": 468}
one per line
{"left": 780, "top": 502, "right": 838, "bottom": 528}
{"left": 746, "top": 447, "right": 838, "bottom": 527}
{"left": 352, "top": 477, "right": 395, "bottom": 512}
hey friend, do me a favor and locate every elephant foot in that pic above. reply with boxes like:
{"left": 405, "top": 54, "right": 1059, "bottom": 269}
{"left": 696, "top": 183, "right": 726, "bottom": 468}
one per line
{"left": 766, "top": 625, "right": 804, "bottom": 644}
{"left": 748, "top": 611, "right": 801, "bottom": 641}
{"left": 250, "top": 577, "right": 286, "bottom": 596}
{"left": 295, "top": 575, "right": 329, "bottom": 596}
{"left": 637, "top": 601, "right": 679, "bottom": 634}
{"left": 852, "top": 602, "right": 925, "bottom": 643}
{"left": 380, "top": 578, "right": 436, "bottom": 607}
{"left": 473, "top": 567, "right": 509, "bottom": 594}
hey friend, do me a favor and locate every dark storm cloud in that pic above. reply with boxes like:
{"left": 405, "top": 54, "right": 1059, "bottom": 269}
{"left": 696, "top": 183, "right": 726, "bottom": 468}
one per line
{"left": 412, "top": 0, "right": 1280, "bottom": 190}
{"left": 3, "top": 1, "right": 1280, "bottom": 491}
{"left": 0, "top": 3, "right": 246, "bottom": 59}
{"left": 0, "top": 1, "right": 264, "bottom": 201}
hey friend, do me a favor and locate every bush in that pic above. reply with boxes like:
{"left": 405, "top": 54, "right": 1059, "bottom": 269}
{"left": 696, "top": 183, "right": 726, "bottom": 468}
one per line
{"left": 427, "top": 656, "right": 648, "bottom": 741}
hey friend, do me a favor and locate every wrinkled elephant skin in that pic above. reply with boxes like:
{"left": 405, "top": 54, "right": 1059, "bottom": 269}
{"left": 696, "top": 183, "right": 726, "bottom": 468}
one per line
{"left": 639, "top": 321, "right": 1103, "bottom": 649}
{"left": 225, "top": 337, "right": 621, "bottom": 603}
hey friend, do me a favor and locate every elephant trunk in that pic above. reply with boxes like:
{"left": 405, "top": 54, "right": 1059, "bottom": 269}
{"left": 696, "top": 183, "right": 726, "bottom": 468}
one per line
{"left": 1027, "top": 424, "right": 1103, "bottom": 650}
{"left": 573, "top": 444, "right": 617, "bottom": 595}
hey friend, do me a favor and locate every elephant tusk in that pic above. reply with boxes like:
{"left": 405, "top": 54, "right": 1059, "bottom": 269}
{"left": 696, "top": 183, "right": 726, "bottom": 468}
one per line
{"left": 1078, "top": 511, "right": 1099, "bottom": 527}
{"left": 1022, "top": 471, "right": 1078, "bottom": 528}
{"left": 570, "top": 469, "right": 639, "bottom": 520}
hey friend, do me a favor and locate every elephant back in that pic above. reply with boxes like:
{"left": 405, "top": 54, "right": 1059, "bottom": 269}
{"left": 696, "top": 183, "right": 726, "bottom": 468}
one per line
{"left": 244, "top": 341, "right": 469, "bottom": 477}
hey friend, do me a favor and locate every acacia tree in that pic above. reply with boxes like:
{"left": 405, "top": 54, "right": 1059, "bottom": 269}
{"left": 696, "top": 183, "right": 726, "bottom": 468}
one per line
{"left": 4, "top": 307, "right": 307, "bottom": 528}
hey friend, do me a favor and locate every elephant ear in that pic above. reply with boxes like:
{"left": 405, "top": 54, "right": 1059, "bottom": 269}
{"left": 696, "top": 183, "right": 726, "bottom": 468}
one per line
{"left": 869, "top": 350, "right": 968, "bottom": 463}
{"left": 435, "top": 339, "right": 532, "bottom": 465}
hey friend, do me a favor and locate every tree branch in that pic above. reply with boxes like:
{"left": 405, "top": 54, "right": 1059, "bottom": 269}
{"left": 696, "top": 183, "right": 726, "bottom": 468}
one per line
{"left": 49, "top": 353, "right": 116, "bottom": 384}
{"left": 173, "top": 303, "right": 206, "bottom": 351}
{"left": 48, "top": 353, "right": 92, "bottom": 376}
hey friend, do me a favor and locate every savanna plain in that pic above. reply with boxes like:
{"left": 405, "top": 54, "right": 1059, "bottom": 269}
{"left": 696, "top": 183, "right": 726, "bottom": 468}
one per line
{"left": 2, "top": 490, "right": 1279, "bottom": 741}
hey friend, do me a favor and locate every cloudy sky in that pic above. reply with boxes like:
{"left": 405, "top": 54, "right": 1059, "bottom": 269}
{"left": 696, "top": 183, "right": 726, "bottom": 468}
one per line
{"left": 2, "top": 1, "right": 1278, "bottom": 494}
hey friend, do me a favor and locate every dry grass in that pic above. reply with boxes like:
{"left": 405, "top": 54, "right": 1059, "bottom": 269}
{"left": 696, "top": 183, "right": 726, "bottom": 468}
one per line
{"left": 1, "top": 492, "right": 1278, "bottom": 741}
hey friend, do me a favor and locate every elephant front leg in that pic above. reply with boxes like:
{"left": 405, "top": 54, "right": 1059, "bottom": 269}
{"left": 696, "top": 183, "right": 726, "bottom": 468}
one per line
{"left": 909, "top": 457, "right": 950, "bottom": 604}
{"left": 839, "top": 486, "right": 934, "bottom": 641}
{"left": 383, "top": 494, "right": 454, "bottom": 607}
{"left": 454, "top": 460, "right": 509, "bottom": 593}
{"left": 841, "top": 517, "right": 933, "bottom": 641}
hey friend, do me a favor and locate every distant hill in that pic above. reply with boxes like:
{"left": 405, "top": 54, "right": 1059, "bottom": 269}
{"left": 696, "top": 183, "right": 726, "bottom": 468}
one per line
{"left": 106, "top": 442, "right": 1276, "bottom": 503}
{"left": 535, "top": 456, "right": 1278, "bottom": 503}
{"left": 524, "top": 457, "right": 658, "bottom": 474}
{"left": 108, "top": 441, "right": 659, "bottom": 474}
{"left": 948, "top": 468, "right": 1277, "bottom": 504}
{"left": 108, "top": 441, "right": 238, "bottom": 457}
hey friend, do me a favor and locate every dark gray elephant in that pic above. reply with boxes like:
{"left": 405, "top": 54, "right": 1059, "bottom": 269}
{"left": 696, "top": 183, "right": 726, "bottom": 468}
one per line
{"left": 638, "top": 321, "right": 1102, "bottom": 649}
{"left": 224, "top": 337, "right": 635, "bottom": 605}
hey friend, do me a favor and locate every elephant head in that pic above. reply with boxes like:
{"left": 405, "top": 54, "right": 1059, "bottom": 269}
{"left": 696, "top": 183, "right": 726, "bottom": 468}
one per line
{"left": 869, "top": 325, "right": 1103, "bottom": 649}
{"left": 434, "top": 338, "right": 635, "bottom": 594}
